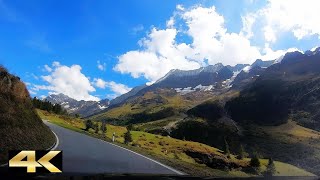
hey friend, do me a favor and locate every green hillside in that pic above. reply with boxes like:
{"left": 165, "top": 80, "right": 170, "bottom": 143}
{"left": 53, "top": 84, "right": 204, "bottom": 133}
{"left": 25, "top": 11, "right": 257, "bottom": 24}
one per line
{"left": 0, "top": 66, "right": 55, "bottom": 163}
{"left": 38, "top": 109, "right": 315, "bottom": 177}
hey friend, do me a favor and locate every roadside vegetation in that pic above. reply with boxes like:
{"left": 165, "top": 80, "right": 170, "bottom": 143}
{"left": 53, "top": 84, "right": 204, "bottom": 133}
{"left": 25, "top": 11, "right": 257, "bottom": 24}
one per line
{"left": 0, "top": 66, "right": 55, "bottom": 163}
{"left": 32, "top": 97, "right": 67, "bottom": 115}
{"left": 37, "top": 109, "right": 314, "bottom": 177}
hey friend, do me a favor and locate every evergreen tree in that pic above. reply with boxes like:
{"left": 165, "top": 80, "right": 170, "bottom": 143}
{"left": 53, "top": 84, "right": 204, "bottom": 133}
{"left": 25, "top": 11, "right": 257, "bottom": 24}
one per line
{"left": 127, "top": 124, "right": 134, "bottom": 131}
{"left": 124, "top": 130, "right": 133, "bottom": 144}
{"left": 85, "top": 120, "right": 94, "bottom": 131}
{"left": 224, "top": 138, "right": 230, "bottom": 158}
{"left": 250, "top": 153, "right": 261, "bottom": 167}
{"left": 32, "top": 97, "right": 66, "bottom": 115}
{"left": 100, "top": 121, "right": 107, "bottom": 135}
{"left": 237, "top": 144, "right": 246, "bottom": 159}
{"left": 264, "top": 158, "right": 276, "bottom": 176}
{"left": 94, "top": 123, "right": 99, "bottom": 133}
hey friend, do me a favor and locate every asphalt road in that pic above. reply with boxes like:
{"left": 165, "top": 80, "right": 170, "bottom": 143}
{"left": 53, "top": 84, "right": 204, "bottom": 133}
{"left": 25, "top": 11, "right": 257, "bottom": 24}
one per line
{"left": 44, "top": 121, "right": 182, "bottom": 175}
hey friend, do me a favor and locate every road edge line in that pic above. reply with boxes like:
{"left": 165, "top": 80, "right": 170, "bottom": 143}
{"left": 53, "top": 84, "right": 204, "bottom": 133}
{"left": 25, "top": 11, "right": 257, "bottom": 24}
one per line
{"left": 99, "top": 139, "right": 186, "bottom": 175}
{"left": 47, "top": 128, "right": 59, "bottom": 151}
{"left": 46, "top": 121, "right": 185, "bottom": 175}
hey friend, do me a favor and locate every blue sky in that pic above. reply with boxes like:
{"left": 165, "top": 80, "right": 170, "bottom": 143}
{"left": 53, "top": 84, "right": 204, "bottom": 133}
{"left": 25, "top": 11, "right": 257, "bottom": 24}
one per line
{"left": 0, "top": 0, "right": 319, "bottom": 101}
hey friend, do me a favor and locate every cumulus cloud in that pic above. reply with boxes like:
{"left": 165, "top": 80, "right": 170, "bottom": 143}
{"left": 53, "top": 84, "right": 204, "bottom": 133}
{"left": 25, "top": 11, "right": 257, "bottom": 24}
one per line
{"left": 114, "top": 4, "right": 305, "bottom": 83}
{"left": 260, "top": 44, "right": 301, "bottom": 60}
{"left": 97, "top": 60, "right": 106, "bottom": 71}
{"left": 93, "top": 78, "right": 131, "bottom": 97}
{"left": 114, "top": 5, "right": 263, "bottom": 82}
{"left": 181, "top": 6, "right": 262, "bottom": 65}
{"left": 176, "top": 4, "right": 185, "bottom": 11}
{"left": 40, "top": 62, "right": 99, "bottom": 101}
{"left": 242, "top": 0, "right": 320, "bottom": 42}
{"left": 44, "top": 64, "right": 52, "bottom": 72}
{"left": 114, "top": 28, "right": 201, "bottom": 82}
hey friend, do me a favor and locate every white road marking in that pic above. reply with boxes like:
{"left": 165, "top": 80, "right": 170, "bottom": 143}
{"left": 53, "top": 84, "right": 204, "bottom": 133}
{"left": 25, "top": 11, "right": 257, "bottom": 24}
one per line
{"left": 97, "top": 136, "right": 186, "bottom": 175}
{"left": 46, "top": 121, "right": 185, "bottom": 175}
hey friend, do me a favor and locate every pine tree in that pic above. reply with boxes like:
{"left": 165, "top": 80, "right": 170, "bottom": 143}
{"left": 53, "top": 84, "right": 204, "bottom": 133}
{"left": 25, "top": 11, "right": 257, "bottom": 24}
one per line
{"left": 250, "top": 153, "right": 261, "bottom": 167}
{"left": 124, "top": 130, "right": 133, "bottom": 144}
{"left": 237, "top": 144, "right": 246, "bottom": 159}
{"left": 94, "top": 124, "right": 99, "bottom": 133}
{"left": 100, "top": 121, "right": 107, "bottom": 136}
{"left": 85, "top": 120, "right": 94, "bottom": 131}
{"left": 264, "top": 158, "right": 276, "bottom": 176}
{"left": 224, "top": 138, "right": 230, "bottom": 158}
{"left": 127, "top": 124, "right": 133, "bottom": 131}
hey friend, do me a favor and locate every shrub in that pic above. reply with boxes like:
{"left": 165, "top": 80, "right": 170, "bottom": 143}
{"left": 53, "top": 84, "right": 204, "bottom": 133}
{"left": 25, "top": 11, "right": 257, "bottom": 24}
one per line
{"left": 85, "top": 120, "right": 94, "bottom": 131}
{"left": 250, "top": 154, "right": 261, "bottom": 168}
{"left": 124, "top": 130, "right": 133, "bottom": 144}
{"left": 237, "top": 144, "right": 246, "bottom": 160}
{"left": 264, "top": 158, "right": 276, "bottom": 177}
{"left": 224, "top": 138, "right": 230, "bottom": 158}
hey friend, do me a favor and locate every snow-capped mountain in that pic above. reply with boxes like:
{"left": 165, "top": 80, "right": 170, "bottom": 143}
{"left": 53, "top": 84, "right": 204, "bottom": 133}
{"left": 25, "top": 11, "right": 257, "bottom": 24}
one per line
{"left": 45, "top": 93, "right": 109, "bottom": 117}
{"left": 109, "top": 64, "right": 249, "bottom": 105}
{"left": 153, "top": 64, "right": 237, "bottom": 88}
{"left": 102, "top": 49, "right": 320, "bottom": 108}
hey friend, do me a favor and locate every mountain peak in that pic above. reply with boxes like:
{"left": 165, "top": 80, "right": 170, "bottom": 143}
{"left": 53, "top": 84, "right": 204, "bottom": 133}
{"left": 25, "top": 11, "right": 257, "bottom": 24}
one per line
{"left": 202, "top": 63, "right": 224, "bottom": 72}
{"left": 251, "top": 59, "right": 275, "bottom": 68}
{"left": 45, "top": 93, "right": 109, "bottom": 117}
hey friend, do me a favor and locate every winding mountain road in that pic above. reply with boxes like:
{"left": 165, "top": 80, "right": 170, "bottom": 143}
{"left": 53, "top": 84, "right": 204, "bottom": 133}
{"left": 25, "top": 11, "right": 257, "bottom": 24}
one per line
{"left": 44, "top": 121, "right": 183, "bottom": 175}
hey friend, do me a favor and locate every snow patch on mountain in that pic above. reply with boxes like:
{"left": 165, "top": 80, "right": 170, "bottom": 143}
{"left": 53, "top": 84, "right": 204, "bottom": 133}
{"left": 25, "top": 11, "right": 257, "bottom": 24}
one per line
{"left": 242, "top": 66, "right": 251, "bottom": 73}
{"left": 174, "top": 84, "right": 215, "bottom": 95}
{"left": 45, "top": 93, "right": 109, "bottom": 117}
{"left": 274, "top": 55, "right": 285, "bottom": 64}
{"left": 222, "top": 71, "right": 241, "bottom": 88}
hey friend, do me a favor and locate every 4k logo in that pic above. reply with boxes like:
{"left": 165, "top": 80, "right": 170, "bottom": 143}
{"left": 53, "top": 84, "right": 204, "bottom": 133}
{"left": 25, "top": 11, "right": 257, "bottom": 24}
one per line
{"left": 9, "top": 150, "right": 62, "bottom": 173}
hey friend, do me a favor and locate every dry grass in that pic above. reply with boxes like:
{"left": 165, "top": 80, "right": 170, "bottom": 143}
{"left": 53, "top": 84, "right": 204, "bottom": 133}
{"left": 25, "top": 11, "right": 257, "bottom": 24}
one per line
{"left": 0, "top": 69, "right": 55, "bottom": 163}
{"left": 38, "top": 110, "right": 315, "bottom": 177}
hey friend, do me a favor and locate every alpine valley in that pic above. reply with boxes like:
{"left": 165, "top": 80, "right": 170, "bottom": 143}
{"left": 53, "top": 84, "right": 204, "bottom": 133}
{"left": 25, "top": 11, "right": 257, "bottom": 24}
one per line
{"left": 47, "top": 48, "right": 320, "bottom": 175}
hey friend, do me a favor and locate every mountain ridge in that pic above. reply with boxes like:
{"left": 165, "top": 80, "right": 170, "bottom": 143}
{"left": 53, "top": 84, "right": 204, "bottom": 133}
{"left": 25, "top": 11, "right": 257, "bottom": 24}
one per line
{"left": 45, "top": 93, "right": 109, "bottom": 117}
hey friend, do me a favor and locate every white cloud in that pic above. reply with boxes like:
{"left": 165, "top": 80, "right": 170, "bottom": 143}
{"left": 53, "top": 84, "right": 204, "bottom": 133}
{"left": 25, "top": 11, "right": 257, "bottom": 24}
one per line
{"left": 114, "top": 4, "right": 303, "bottom": 83}
{"left": 93, "top": 78, "right": 131, "bottom": 97}
{"left": 242, "top": 0, "right": 320, "bottom": 42}
{"left": 260, "top": 44, "right": 301, "bottom": 60}
{"left": 106, "top": 81, "right": 132, "bottom": 95}
{"left": 176, "top": 4, "right": 185, "bottom": 11}
{"left": 40, "top": 62, "right": 99, "bottom": 101}
{"left": 115, "top": 28, "right": 201, "bottom": 82}
{"left": 97, "top": 60, "right": 106, "bottom": 71}
{"left": 44, "top": 64, "right": 52, "bottom": 72}
{"left": 240, "top": 13, "right": 256, "bottom": 39}
{"left": 93, "top": 78, "right": 107, "bottom": 89}
{"left": 31, "top": 84, "right": 54, "bottom": 91}
{"left": 166, "top": 17, "right": 175, "bottom": 28}
{"left": 52, "top": 61, "right": 60, "bottom": 67}
{"left": 31, "top": 73, "right": 39, "bottom": 80}
{"left": 263, "top": 26, "right": 277, "bottom": 43}
{"left": 29, "top": 90, "right": 36, "bottom": 95}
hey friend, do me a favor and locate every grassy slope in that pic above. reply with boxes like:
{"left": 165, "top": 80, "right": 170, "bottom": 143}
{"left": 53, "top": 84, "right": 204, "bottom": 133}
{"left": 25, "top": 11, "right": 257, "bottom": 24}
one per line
{"left": 90, "top": 89, "right": 240, "bottom": 133}
{"left": 246, "top": 120, "right": 320, "bottom": 175}
{"left": 90, "top": 89, "right": 204, "bottom": 122}
{"left": 37, "top": 109, "right": 314, "bottom": 177}
{"left": 0, "top": 67, "right": 55, "bottom": 163}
